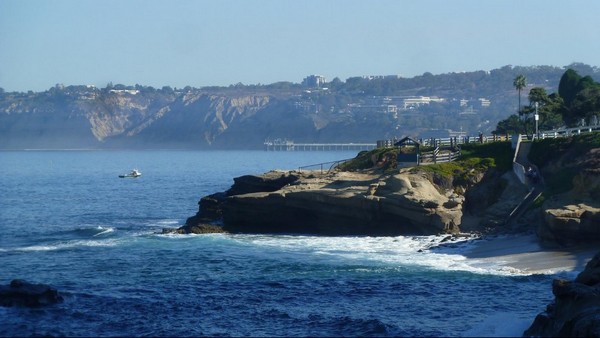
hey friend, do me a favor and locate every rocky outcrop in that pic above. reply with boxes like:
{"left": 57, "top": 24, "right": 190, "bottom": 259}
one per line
{"left": 536, "top": 142, "right": 600, "bottom": 245}
{"left": 0, "top": 279, "right": 63, "bottom": 307}
{"left": 162, "top": 223, "right": 228, "bottom": 235}
{"left": 524, "top": 251, "right": 600, "bottom": 337}
{"left": 540, "top": 203, "right": 600, "bottom": 245}
{"left": 181, "top": 169, "right": 471, "bottom": 236}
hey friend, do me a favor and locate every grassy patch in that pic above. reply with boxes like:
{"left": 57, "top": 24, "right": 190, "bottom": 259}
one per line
{"left": 412, "top": 141, "right": 512, "bottom": 179}
{"left": 337, "top": 141, "right": 514, "bottom": 180}
{"left": 459, "top": 141, "right": 513, "bottom": 172}
{"left": 336, "top": 148, "right": 404, "bottom": 172}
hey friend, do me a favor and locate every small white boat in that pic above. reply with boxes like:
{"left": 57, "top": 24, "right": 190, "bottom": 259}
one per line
{"left": 119, "top": 169, "right": 142, "bottom": 178}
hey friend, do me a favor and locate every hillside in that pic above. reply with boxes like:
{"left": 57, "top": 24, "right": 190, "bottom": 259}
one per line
{"left": 1, "top": 63, "right": 599, "bottom": 150}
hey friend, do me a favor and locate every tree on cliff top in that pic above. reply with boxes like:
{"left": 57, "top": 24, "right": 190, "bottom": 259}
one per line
{"left": 559, "top": 69, "right": 600, "bottom": 126}
{"left": 496, "top": 69, "right": 600, "bottom": 133}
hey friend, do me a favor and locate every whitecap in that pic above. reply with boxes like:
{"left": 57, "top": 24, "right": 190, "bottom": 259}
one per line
{"left": 92, "top": 226, "right": 115, "bottom": 237}
{"left": 153, "top": 219, "right": 180, "bottom": 226}
{"left": 225, "top": 234, "right": 535, "bottom": 276}
{"left": 14, "top": 239, "right": 120, "bottom": 252}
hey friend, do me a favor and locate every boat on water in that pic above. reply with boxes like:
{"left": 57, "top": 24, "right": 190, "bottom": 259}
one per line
{"left": 119, "top": 169, "right": 142, "bottom": 178}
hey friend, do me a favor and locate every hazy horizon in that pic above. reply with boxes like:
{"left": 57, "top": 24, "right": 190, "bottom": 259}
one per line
{"left": 2, "top": 0, "right": 600, "bottom": 92}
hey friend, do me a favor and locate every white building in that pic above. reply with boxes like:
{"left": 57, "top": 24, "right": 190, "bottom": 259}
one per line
{"left": 302, "top": 75, "right": 327, "bottom": 88}
{"left": 403, "top": 96, "right": 445, "bottom": 109}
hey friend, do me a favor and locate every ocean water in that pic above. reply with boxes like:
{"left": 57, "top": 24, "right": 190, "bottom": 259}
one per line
{"left": 0, "top": 150, "right": 560, "bottom": 337}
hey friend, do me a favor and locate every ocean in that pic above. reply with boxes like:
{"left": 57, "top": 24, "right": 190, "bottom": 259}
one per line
{"left": 0, "top": 150, "right": 563, "bottom": 337}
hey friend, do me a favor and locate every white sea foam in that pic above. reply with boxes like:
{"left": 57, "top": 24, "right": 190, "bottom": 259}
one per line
{"left": 153, "top": 219, "right": 179, "bottom": 226}
{"left": 228, "top": 234, "right": 529, "bottom": 276}
{"left": 14, "top": 239, "right": 119, "bottom": 252}
{"left": 92, "top": 226, "right": 115, "bottom": 237}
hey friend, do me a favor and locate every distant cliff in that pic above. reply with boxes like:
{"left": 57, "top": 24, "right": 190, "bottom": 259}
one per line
{"left": 2, "top": 64, "right": 599, "bottom": 150}
{"left": 0, "top": 87, "right": 281, "bottom": 149}
{"left": 0, "top": 87, "right": 392, "bottom": 150}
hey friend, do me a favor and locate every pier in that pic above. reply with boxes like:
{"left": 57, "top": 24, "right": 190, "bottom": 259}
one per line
{"left": 264, "top": 140, "right": 376, "bottom": 151}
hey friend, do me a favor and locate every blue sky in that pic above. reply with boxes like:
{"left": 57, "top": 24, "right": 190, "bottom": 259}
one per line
{"left": 1, "top": 0, "right": 600, "bottom": 92}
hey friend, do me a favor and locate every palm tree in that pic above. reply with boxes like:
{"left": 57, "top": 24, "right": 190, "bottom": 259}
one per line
{"left": 513, "top": 74, "right": 527, "bottom": 116}
{"left": 513, "top": 74, "right": 527, "bottom": 135}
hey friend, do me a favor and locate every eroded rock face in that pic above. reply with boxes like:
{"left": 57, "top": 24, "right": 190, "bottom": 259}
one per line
{"left": 220, "top": 171, "right": 464, "bottom": 235}
{"left": 537, "top": 146, "right": 600, "bottom": 245}
{"left": 524, "top": 251, "right": 600, "bottom": 337}
{"left": 540, "top": 203, "right": 600, "bottom": 244}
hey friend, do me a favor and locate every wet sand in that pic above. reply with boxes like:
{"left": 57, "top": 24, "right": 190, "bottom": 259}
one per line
{"left": 465, "top": 234, "right": 598, "bottom": 275}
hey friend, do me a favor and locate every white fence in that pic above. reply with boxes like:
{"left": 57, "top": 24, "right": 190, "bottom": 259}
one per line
{"left": 537, "top": 125, "right": 600, "bottom": 139}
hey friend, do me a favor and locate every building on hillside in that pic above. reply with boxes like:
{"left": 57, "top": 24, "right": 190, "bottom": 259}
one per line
{"left": 402, "top": 96, "right": 445, "bottom": 109}
{"left": 109, "top": 89, "right": 139, "bottom": 95}
{"left": 478, "top": 98, "right": 491, "bottom": 107}
{"left": 460, "top": 98, "right": 491, "bottom": 108}
{"left": 302, "top": 75, "right": 327, "bottom": 88}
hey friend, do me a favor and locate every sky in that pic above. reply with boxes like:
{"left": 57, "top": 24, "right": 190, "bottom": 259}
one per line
{"left": 1, "top": 0, "right": 600, "bottom": 92}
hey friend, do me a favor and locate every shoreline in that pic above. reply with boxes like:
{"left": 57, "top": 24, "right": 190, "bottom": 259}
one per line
{"left": 460, "top": 233, "right": 597, "bottom": 275}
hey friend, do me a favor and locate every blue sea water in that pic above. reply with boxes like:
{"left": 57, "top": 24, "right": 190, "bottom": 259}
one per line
{"left": 0, "top": 150, "right": 561, "bottom": 337}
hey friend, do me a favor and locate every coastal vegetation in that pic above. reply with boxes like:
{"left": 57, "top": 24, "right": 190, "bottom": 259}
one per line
{"left": 413, "top": 141, "right": 513, "bottom": 184}
{"left": 334, "top": 140, "right": 514, "bottom": 197}
{"left": 494, "top": 68, "right": 600, "bottom": 136}
{"left": 529, "top": 132, "right": 600, "bottom": 196}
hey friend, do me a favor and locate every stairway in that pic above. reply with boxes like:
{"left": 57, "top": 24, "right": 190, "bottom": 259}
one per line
{"left": 505, "top": 140, "right": 544, "bottom": 227}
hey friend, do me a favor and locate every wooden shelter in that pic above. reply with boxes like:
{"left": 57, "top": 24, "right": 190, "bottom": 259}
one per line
{"left": 394, "top": 137, "right": 421, "bottom": 168}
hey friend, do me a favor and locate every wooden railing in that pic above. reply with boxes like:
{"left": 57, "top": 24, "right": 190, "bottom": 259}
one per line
{"left": 419, "top": 147, "right": 461, "bottom": 165}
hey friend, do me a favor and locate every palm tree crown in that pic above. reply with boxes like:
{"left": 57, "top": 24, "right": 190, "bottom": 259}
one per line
{"left": 513, "top": 74, "right": 527, "bottom": 115}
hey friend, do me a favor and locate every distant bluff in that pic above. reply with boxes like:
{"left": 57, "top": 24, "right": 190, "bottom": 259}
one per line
{"left": 0, "top": 87, "right": 393, "bottom": 150}
{"left": 0, "top": 88, "right": 278, "bottom": 149}
{"left": 2, "top": 63, "right": 600, "bottom": 149}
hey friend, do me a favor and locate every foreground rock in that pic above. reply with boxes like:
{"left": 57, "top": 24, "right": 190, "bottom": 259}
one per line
{"left": 221, "top": 170, "right": 464, "bottom": 235}
{"left": 524, "top": 251, "right": 600, "bottom": 337}
{"left": 541, "top": 202, "right": 600, "bottom": 245}
{"left": 0, "top": 279, "right": 63, "bottom": 307}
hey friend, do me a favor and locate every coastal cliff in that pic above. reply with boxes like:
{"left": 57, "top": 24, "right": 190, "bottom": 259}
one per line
{"left": 178, "top": 143, "right": 525, "bottom": 236}
{"left": 179, "top": 170, "right": 458, "bottom": 235}
{"left": 0, "top": 87, "right": 299, "bottom": 149}
{"left": 225, "top": 170, "right": 464, "bottom": 235}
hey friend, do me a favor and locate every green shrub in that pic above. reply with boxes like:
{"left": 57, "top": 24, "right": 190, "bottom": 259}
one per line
{"left": 530, "top": 133, "right": 600, "bottom": 166}
{"left": 337, "top": 141, "right": 513, "bottom": 183}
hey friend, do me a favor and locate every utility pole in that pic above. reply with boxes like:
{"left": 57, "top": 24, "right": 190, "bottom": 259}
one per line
{"left": 534, "top": 102, "right": 539, "bottom": 140}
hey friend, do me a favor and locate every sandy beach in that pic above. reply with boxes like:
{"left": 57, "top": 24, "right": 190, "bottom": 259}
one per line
{"left": 465, "top": 234, "right": 598, "bottom": 275}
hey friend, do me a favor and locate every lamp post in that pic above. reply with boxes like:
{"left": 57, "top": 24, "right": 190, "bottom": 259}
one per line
{"left": 534, "top": 102, "right": 539, "bottom": 140}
